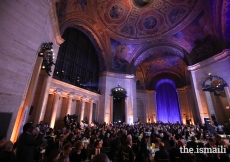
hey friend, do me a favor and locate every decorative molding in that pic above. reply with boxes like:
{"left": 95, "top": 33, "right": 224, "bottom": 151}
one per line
{"left": 187, "top": 49, "right": 230, "bottom": 71}
{"left": 74, "top": 95, "right": 83, "bottom": 100}
{"left": 50, "top": 1, "right": 65, "bottom": 46}
{"left": 133, "top": 44, "right": 186, "bottom": 66}
{"left": 50, "top": 79, "right": 100, "bottom": 103}
{"left": 67, "top": 92, "right": 75, "bottom": 97}
{"left": 102, "top": 71, "right": 135, "bottom": 79}
{"left": 81, "top": 96, "right": 90, "bottom": 102}
{"left": 54, "top": 88, "right": 62, "bottom": 94}
{"left": 51, "top": 79, "right": 100, "bottom": 97}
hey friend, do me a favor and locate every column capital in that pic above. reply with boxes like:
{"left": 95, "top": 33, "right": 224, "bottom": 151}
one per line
{"left": 54, "top": 88, "right": 62, "bottom": 94}
{"left": 89, "top": 98, "right": 96, "bottom": 103}
{"left": 74, "top": 95, "right": 83, "bottom": 100}
{"left": 67, "top": 92, "right": 75, "bottom": 98}
{"left": 81, "top": 96, "right": 88, "bottom": 102}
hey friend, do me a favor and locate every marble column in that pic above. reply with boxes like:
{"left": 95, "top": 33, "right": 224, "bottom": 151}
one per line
{"left": 80, "top": 98, "right": 86, "bottom": 122}
{"left": 50, "top": 89, "right": 62, "bottom": 128}
{"left": 110, "top": 96, "right": 113, "bottom": 123}
{"left": 94, "top": 101, "right": 98, "bottom": 122}
{"left": 33, "top": 74, "right": 53, "bottom": 125}
{"left": 88, "top": 99, "right": 94, "bottom": 125}
{"left": 224, "top": 87, "right": 230, "bottom": 106}
{"left": 125, "top": 98, "right": 128, "bottom": 124}
{"left": 204, "top": 91, "right": 216, "bottom": 119}
{"left": 66, "top": 92, "right": 74, "bottom": 115}
{"left": 11, "top": 57, "right": 43, "bottom": 142}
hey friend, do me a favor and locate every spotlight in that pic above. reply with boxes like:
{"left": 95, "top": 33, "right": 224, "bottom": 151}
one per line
{"left": 38, "top": 42, "right": 55, "bottom": 76}
{"left": 38, "top": 52, "right": 43, "bottom": 56}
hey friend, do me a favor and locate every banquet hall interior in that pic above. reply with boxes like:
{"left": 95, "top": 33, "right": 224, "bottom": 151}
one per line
{"left": 1, "top": 0, "right": 230, "bottom": 146}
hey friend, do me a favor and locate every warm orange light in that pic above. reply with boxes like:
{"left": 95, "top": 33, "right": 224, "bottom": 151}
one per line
{"left": 10, "top": 107, "right": 24, "bottom": 143}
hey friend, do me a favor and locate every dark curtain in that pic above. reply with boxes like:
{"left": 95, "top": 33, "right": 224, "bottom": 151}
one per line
{"left": 155, "top": 79, "right": 182, "bottom": 123}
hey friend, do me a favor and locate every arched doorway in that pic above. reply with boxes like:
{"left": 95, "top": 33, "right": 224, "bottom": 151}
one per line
{"left": 202, "top": 74, "right": 230, "bottom": 124}
{"left": 155, "top": 79, "right": 182, "bottom": 123}
{"left": 111, "top": 85, "right": 127, "bottom": 123}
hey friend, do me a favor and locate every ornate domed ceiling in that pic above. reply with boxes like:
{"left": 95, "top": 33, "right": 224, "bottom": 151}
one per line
{"left": 56, "top": 0, "right": 228, "bottom": 90}
{"left": 96, "top": 0, "right": 198, "bottom": 38}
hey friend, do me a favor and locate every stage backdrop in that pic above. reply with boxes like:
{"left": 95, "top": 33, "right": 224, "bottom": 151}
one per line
{"left": 155, "top": 79, "right": 182, "bottom": 123}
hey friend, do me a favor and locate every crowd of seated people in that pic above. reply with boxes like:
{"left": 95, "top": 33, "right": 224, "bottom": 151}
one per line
{"left": 1, "top": 115, "right": 230, "bottom": 162}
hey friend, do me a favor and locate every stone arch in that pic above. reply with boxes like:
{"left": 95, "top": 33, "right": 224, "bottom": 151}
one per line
{"left": 147, "top": 70, "right": 186, "bottom": 90}
{"left": 134, "top": 45, "right": 190, "bottom": 66}
{"left": 111, "top": 86, "right": 127, "bottom": 123}
{"left": 129, "top": 42, "right": 191, "bottom": 74}
{"left": 60, "top": 19, "right": 109, "bottom": 71}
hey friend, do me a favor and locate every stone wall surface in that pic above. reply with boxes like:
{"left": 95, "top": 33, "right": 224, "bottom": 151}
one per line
{"left": 0, "top": 0, "right": 56, "bottom": 138}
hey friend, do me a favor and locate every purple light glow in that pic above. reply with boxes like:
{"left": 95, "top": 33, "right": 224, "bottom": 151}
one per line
{"left": 155, "top": 79, "right": 182, "bottom": 123}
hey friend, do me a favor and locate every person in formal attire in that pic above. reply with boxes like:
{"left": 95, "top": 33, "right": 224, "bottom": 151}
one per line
{"left": 64, "top": 114, "right": 70, "bottom": 126}
{"left": 60, "top": 143, "right": 72, "bottom": 159}
{"left": 195, "top": 142, "right": 207, "bottom": 162}
{"left": 205, "top": 137, "right": 221, "bottom": 162}
{"left": 0, "top": 140, "right": 16, "bottom": 162}
{"left": 69, "top": 141, "right": 86, "bottom": 162}
{"left": 109, "top": 134, "right": 122, "bottom": 161}
{"left": 219, "top": 139, "right": 230, "bottom": 162}
{"left": 186, "top": 136, "right": 197, "bottom": 162}
{"left": 154, "top": 142, "right": 170, "bottom": 162}
{"left": 45, "top": 136, "right": 56, "bottom": 158}
{"left": 168, "top": 140, "right": 186, "bottom": 162}
{"left": 54, "top": 134, "right": 65, "bottom": 151}
{"left": 122, "top": 139, "right": 135, "bottom": 162}
{"left": 47, "top": 150, "right": 60, "bottom": 162}
{"left": 0, "top": 135, "right": 6, "bottom": 151}
{"left": 186, "top": 136, "right": 197, "bottom": 150}
{"left": 140, "top": 133, "right": 150, "bottom": 160}
{"left": 15, "top": 122, "right": 44, "bottom": 162}
{"left": 89, "top": 140, "right": 106, "bottom": 159}
{"left": 91, "top": 153, "right": 110, "bottom": 162}
{"left": 58, "top": 155, "right": 70, "bottom": 162}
